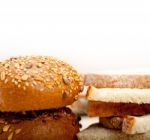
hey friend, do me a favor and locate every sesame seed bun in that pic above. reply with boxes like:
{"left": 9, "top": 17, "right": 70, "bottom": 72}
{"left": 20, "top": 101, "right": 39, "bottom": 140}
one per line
{"left": 0, "top": 56, "right": 83, "bottom": 112}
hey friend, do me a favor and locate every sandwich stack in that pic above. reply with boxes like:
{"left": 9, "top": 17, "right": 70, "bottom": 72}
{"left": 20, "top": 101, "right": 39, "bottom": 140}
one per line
{"left": 78, "top": 74, "right": 150, "bottom": 140}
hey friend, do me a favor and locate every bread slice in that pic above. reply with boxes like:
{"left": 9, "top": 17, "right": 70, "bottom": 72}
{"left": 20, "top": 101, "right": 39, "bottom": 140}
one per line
{"left": 84, "top": 74, "right": 150, "bottom": 88}
{"left": 87, "top": 86, "right": 150, "bottom": 117}
{"left": 88, "top": 101, "right": 150, "bottom": 117}
{"left": 87, "top": 86, "right": 150, "bottom": 104}
{"left": 100, "top": 115, "right": 150, "bottom": 134}
{"left": 122, "top": 115, "right": 150, "bottom": 134}
{"left": 77, "top": 123, "right": 150, "bottom": 140}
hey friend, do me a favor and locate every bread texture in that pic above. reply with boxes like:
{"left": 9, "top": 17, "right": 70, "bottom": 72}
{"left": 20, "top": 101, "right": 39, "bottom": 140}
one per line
{"left": 87, "top": 86, "right": 150, "bottom": 104}
{"left": 0, "top": 108, "right": 79, "bottom": 140}
{"left": 77, "top": 123, "right": 150, "bottom": 140}
{"left": 88, "top": 101, "right": 150, "bottom": 117}
{"left": 0, "top": 56, "right": 83, "bottom": 112}
{"left": 122, "top": 115, "right": 150, "bottom": 134}
{"left": 84, "top": 74, "right": 150, "bottom": 88}
{"left": 100, "top": 115, "right": 150, "bottom": 134}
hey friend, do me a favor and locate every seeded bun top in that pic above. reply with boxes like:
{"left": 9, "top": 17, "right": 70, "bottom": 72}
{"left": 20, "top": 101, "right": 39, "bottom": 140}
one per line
{"left": 0, "top": 56, "right": 83, "bottom": 112}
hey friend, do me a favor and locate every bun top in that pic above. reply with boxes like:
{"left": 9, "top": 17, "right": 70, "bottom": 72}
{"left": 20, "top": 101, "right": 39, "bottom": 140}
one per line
{"left": 0, "top": 56, "right": 83, "bottom": 112}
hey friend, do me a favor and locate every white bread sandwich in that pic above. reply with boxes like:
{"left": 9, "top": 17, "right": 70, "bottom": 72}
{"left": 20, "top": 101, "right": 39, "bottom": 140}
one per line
{"left": 88, "top": 86, "right": 150, "bottom": 117}
{"left": 77, "top": 74, "right": 150, "bottom": 140}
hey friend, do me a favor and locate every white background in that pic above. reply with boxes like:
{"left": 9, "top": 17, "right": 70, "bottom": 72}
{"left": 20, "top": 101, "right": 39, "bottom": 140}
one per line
{"left": 0, "top": 0, "right": 150, "bottom": 73}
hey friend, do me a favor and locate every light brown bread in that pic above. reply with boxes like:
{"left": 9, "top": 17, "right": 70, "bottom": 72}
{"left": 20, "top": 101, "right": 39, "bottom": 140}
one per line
{"left": 84, "top": 74, "right": 150, "bottom": 88}
{"left": 0, "top": 56, "right": 83, "bottom": 112}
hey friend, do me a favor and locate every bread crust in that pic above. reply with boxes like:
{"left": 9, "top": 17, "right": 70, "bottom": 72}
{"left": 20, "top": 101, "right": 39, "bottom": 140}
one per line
{"left": 0, "top": 108, "right": 79, "bottom": 140}
{"left": 84, "top": 74, "right": 150, "bottom": 88}
{"left": 0, "top": 56, "right": 83, "bottom": 112}
{"left": 88, "top": 101, "right": 150, "bottom": 117}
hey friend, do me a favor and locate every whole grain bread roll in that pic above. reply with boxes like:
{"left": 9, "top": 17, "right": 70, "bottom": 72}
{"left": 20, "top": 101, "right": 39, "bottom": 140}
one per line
{"left": 0, "top": 56, "right": 83, "bottom": 112}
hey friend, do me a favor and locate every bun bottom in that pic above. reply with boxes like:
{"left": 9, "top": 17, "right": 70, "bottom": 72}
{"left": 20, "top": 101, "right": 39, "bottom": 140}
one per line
{"left": 0, "top": 108, "right": 79, "bottom": 140}
{"left": 77, "top": 123, "right": 150, "bottom": 140}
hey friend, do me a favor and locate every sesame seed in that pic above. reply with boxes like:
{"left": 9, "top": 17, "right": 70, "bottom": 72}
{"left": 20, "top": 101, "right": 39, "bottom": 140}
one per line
{"left": 15, "top": 75, "right": 20, "bottom": 80}
{"left": 63, "top": 75, "right": 73, "bottom": 85}
{"left": 23, "top": 86, "right": 26, "bottom": 90}
{"left": 26, "top": 63, "right": 32, "bottom": 69}
{"left": 26, "top": 71, "right": 29, "bottom": 74}
{"left": 10, "top": 75, "right": 13, "bottom": 78}
{"left": 0, "top": 71, "right": 5, "bottom": 81}
{"left": 8, "top": 132, "right": 13, "bottom": 140}
{"left": 21, "top": 74, "right": 28, "bottom": 81}
{"left": 33, "top": 81, "right": 37, "bottom": 86}
{"left": 33, "top": 70, "right": 38, "bottom": 74}
{"left": 18, "top": 84, "right": 21, "bottom": 88}
{"left": 25, "top": 82, "right": 29, "bottom": 86}
{"left": 74, "top": 95, "right": 78, "bottom": 100}
{"left": 3, "top": 125, "right": 10, "bottom": 132}
{"left": 35, "top": 76, "right": 43, "bottom": 81}
{"left": 15, "top": 128, "right": 22, "bottom": 134}
{"left": 4, "top": 64, "right": 9, "bottom": 68}
{"left": 14, "top": 63, "right": 20, "bottom": 68}
{"left": 4, "top": 79, "right": 8, "bottom": 84}
{"left": 47, "top": 84, "right": 52, "bottom": 89}
{"left": 12, "top": 79, "right": 15, "bottom": 83}
{"left": 40, "top": 88, "right": 44, "bottom": 91}
{"left": 37, "top": 63, "right": 42, "bottom": 68}
{"left": 14, "top": 81, "right": 18, "bottom": 85}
